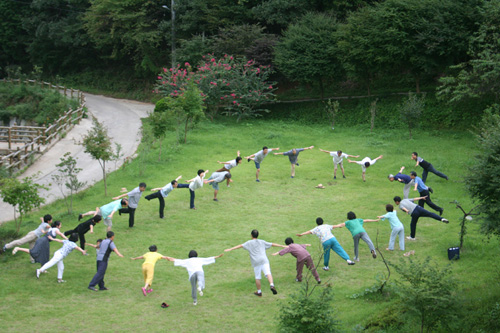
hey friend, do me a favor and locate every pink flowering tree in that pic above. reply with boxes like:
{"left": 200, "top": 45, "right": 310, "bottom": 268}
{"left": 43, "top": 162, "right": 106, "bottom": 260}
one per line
{"left": 155, "top": 54, "right": 276, "bottom": 121}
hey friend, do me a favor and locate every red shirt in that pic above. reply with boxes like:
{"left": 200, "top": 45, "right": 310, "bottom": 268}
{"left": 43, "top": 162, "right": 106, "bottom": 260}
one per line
{"left": 279, "top": 243, "right": 311, "bottom": 262}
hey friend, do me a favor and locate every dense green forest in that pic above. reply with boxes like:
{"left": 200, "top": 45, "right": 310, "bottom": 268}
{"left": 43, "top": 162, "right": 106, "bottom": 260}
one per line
{"left": 1, "top": 0, "right": 499, "bottom": 120}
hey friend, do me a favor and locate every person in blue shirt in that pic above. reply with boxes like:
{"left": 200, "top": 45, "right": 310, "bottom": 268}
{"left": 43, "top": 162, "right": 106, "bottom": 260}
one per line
{"left": 388, "top": 166, "right": 414, "bottom": 199}
{"left": 378, "top": 204, "right": 405, "bottom": 251}
{"left": 410, "top": 171, "right": 443, "bottom": 215}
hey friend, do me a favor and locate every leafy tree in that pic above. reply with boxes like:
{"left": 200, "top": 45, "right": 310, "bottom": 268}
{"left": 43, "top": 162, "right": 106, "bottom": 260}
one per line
{"left": 400, "top": 93, "right": 425, "bottom": 139}
{"left": 438, "top": 0, "right": 500, "bottom": 103}
{"left": 84, "top": 0, "right": 168, "bottom": 75}
{"left": 244, "top": 33, "right": 279, "bottom": 68}
{"left": 390, "top": 257, "right": 458, "bottom": 333}
{"left": 252, "top": 0, "right": 310, "bottom": 32}
{"left": 464, "top": 108, "right": 500, "bottom": 237}
{"left": 337, "top": 6, "right": 384, "bottom": 96}
{"left": 156, "top": 55, "right": 276, "bottom": 121}
{"left": 0, "top": 1, "right": 31, "bottom": 75}
{"left": 175, "top": 0, "right": 254, "bottom": 38}
{"left": 176, "top": 35, "right": 213, "bottom": 68}
{"left": 155, "top": 82, "right": 205, "bottom": 143}
{"left": 22, "top": 0, "right": 95, "bottom": 75}
{"left": 148, "top": 111, "right": 169, "bottom": 161}
{"left": 338, "top": 0, "right": 480, "bottom": 93}
{"left": 274, "top": 12, "right": 343, "bottom": 99}
{"left": 51, "top": 152, "right": 86, "bottom": 214}
{"left": 211, "top": 24, "right": 278, "bottom": 67}
{"left": 253, "top": 0, "right": 379, "bottom": 33}
{"left": 0, "top": 176, "right": 46, "bottom": 233}
{"left": 81, "top": 117, "right": 113, "bottom": 196}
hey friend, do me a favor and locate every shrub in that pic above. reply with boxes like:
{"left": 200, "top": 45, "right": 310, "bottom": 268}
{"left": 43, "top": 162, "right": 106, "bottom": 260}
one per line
{"left": 279, "top": 283, "right": 340, "bottom": 332}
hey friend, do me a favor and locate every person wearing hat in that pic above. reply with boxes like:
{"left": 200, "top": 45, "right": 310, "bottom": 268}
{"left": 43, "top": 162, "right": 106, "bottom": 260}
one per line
{"left": 388, "top": 166, "right": 415, "bottom": 199}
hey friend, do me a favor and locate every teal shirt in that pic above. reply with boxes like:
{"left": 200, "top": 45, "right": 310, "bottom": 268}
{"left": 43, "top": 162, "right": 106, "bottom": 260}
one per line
{"left": 380, "top": 211, "right": 403, "bottom": 230}
{"left": 99, "top": 199, "right": 122, "bottom": 219}
{"left": 345, "top": 218, "right": 366, "bottom": 237}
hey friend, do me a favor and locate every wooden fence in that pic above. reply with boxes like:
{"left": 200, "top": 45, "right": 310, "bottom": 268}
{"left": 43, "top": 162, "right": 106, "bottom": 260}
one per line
{"left": 0, "top": 79, "right": 85, "bottom": 172}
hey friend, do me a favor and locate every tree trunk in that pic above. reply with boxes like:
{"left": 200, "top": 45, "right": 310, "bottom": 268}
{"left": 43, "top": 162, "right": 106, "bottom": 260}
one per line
{"left": 415, "top": 77, "right": 421, "bottom": 94}
{"left": 13, "top": 207, "right": 20, "bottom": 233}
{"left": 409, "top": 125, "right": 413, "bottom": 140}
{"left": 103, "top": 160, "right": 107, "bottom": 196}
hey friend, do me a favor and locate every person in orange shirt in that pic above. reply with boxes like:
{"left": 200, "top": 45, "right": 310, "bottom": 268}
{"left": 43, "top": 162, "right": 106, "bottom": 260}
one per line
{"left": 131, "top": 245, "right": 170, "bottom": 296}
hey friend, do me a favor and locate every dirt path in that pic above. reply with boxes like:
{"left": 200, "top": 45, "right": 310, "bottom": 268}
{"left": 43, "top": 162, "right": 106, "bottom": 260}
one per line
{"left": 0, "top": 94, "right": 153, "bottom": 224}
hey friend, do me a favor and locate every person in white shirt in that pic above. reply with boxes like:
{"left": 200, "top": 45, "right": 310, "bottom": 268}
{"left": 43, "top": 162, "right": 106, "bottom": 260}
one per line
{"left": 348, "top": 155, "right": 384, "bottom": 182}
{"left": 297, "top": 217, "right": 355, "bottom": 271}
{"left": 245, "top": 146, "right": 279, "bottom": 182}
{"left": 216, "top": 150, "right": 242, "bottom": 186}
{"left": 319, "top": 149, "right": 359, "bottom": 179}
{"left": 36, "top": 233, "right": 86, "bottom": 283}
{"left": 167, "top": 250, "right": 223, "bottom": 305}
{"left": 177, "top": 170, "right": 208, "bottom": 210}
{"left": 145, "top": 176, "right": 182, "bottom": 218}
{"left": 225, "top": 229, "right": 285, "bottom": 297}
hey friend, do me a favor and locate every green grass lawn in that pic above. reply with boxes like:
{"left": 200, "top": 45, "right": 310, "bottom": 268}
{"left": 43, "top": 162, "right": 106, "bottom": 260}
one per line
{"left": 1, "top": 120, "right": 499, "bottom": 332}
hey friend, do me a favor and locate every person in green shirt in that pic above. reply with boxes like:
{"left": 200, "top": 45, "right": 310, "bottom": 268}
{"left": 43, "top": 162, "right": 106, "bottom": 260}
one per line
{"left": 332, "top": 212, "right": 379, "bottom": 261}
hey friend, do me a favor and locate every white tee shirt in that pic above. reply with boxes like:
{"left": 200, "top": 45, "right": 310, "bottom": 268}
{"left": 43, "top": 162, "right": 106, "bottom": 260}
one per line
{"left": 355, "top": 157, "right": 378, "bottom": 172}
{"left": 310, "top": 224, "right": 335, "bottom": 243}
{"left": 174, "top": 257, "right": 216, "bottom": 278}
{"left": 224, "top": 159, "right": 238, "bottom": 170}
{"left": 189, "top": 175, "right": 205, "bottom": 191}
{"left": 330, "top": 151, "right": 348, "bottom": 164}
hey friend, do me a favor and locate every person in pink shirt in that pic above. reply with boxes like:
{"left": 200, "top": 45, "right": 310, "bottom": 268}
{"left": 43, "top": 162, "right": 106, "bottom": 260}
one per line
{"left": 272, "top": 237, "right": 321, "bottom": 284}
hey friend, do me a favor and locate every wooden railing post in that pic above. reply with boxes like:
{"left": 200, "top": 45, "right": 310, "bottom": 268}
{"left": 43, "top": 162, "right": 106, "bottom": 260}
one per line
{"left": 8, "top": 127, "right": 11, "bottom": 150}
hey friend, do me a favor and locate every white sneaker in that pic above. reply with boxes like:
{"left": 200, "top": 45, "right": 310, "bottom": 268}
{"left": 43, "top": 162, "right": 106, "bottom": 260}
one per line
{"left": 36, "top": 269, "right": 40, "bottom": 279}
{"left": 322, "top": 266, "right": 329, "bottom": 271}
{"left": 12, "top": 247, "right": 18, "bottom": 255}
{"left": 354, "top": 257, "right": 360, "bottom": 262}
{"left": 406, "top": 236, "right": 416, "bottom": 241}
{"left": 198, "top": 287, "right": 203, "bottom": 296}
{"left": 193, "top": 301, "right": 197, "bottom": 306}
{"left": 347, "top": 260, "right": 355, "bottom": 265}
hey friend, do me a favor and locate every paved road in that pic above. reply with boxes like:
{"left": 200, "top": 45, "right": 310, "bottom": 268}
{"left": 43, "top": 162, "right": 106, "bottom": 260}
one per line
{"left": 0, "top": 94, "right": 153, "bottom": 224}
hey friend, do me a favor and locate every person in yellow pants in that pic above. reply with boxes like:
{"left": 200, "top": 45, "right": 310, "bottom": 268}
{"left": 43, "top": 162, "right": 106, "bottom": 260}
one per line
{"left": 131, "top": 245, "right": 169, "bottom": 296}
